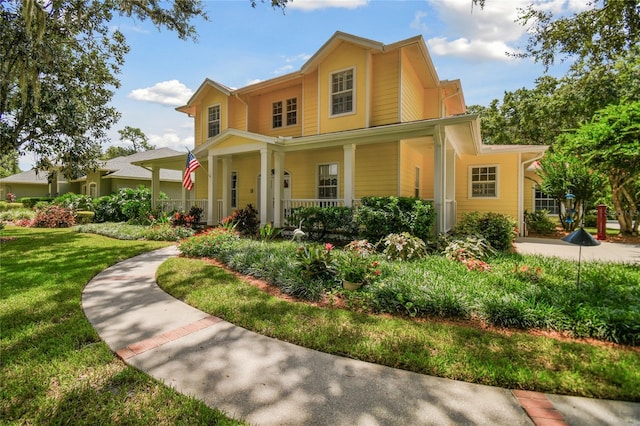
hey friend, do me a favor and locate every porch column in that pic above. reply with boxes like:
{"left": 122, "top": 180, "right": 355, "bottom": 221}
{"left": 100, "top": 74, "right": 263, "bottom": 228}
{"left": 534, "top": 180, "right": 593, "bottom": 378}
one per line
{"left": 151, "top": 167, "right": 160, "bottom": 209}
{"left": 433, "top": 125, "right": 446, "bottom": 234}
{"left": 273, "top": 150, "right": 284, "bottom": 227}
{"left": 343, "top": 144, "right": 355, "bottom": 207}
{"left": 208, "top": 152, "right": 218, "bottom": 225}
{"left": 259, "top": 147, "right": 272, "bottom": 226}
{"left": 48, "top": 171, "right": 58, "bottom": 197}
{"left": 446, "top": 146, "right": 456, "bottom": 231}
{"left": 221, "top": 156, "right": 231, "bottom": 219}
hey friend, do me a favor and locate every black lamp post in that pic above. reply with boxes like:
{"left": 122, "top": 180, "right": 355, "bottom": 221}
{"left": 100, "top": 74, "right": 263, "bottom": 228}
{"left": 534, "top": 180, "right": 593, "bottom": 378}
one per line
{"left": 562, "top": 227, "right": 600, "bottom": 287}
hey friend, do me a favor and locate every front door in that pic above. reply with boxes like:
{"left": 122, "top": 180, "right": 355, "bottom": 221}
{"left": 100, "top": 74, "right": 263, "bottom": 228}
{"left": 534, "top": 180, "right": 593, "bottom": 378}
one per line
{"left": 257, "top": 171, "right": 291, "bottom": 223}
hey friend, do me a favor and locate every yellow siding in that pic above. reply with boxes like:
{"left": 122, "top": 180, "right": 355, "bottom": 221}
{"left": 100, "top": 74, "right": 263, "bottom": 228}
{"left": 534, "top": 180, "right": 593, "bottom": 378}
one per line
{"left": 283, "top": 148, "right": 343, "bottom": 199}
{"left": 195, "top": 89, "right": 228, "bottom": 148}
{"left": 400, "top": 50, "right": 425, "bottom": 122}
{"left": 355, "top": 142, "right": 398, "bottom": 197}
{"left": 424, "top": 88, "right": 439, "bottom": 119}
{"left": 228, "top": 96, "right": 247, "bottom": 131}
{"left": 524, "top": 170, "right": 541, "bottom": 213}
{"left": 253, "top": 85, "right": 303, "bottom": 137}
{"left": 214, "top": 135, "right": 260, "bottom": 150}
{"left": 231, "top": 154, "right": 260, "bottom": 208}
{"left": 303, "top": 71, "right": 319, "bottom": 136}
{"left": 455, "top": 153, "right": 520, "bottom": 221}
{"left": 371, "top": 51, "right": 399, "bottom": 126}
{"left": 194, "top": 168, "right": 207, "bottom": 200}
{"left": 318, "top": 41, "right": 368, "bottom": 133}
{"left": 398, "top": 141, "right": 428, "bottom": 197}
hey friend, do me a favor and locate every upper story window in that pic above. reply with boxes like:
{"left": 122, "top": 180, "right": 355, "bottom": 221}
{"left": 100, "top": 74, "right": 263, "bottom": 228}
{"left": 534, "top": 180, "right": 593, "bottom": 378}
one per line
{"left": 469, "top": 166, "right": 498, "bottom": 198}
{"left": 318, "top": 163, "right": 338, "bottom": 199}
{"left": 272, "top": 101, "right": 283, "bottom": 128}
{"left": 286, "top": 98, "right": 297, "bottom": 126}
{"left": 208, "top": 105, "right": 220, "bottom": 138}
{"left": 273, "top": 98, "right": 297, "bottom": 128}
{"left": 534, "top": 188, "right": 558, "bottom": 214}
{"left": 331, "top": 68, "right": 354, "bottom": 116}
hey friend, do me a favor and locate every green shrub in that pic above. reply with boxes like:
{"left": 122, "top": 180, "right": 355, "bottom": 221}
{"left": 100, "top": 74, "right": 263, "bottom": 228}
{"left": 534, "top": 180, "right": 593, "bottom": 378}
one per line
{"left": 32, "top": 205, "right": 75, "bottom": 228}
{"left": 295, "top": 243, "right": 337, "bottom": 281}
{"left": 354, "top": 196, "right": 434, "bottom": 243}
{"left": 75, "top": 210, "right": 95, "bottom": 224}
{"left": 583, "top": 211, "right": 598, "bottom": 228}
{"left": 179, "top": 228, "right": 240, "bottom": 258}
{"left": 18, "top": 197, "right": 54, "bottom": 208}
{"left": 170, "top": 206, "right": 203, "bottom": 229}
{"left": 2, "top": 202, "right": 25, "bottom": 210}
{"left": 381, "top": 232, "right": 427, "bottom": 261}
{"left": 443, "top": 235, "right": 495, "bottom": 262}
{"left": 53, "top": 193, "right": 94, "bottom": 211}
{"left": 92, "top": 186, "right": 164, "bottom": 224}
{"left": 143, "top": 224, "right": 195, "bottom": 241}
{"left": 259, "top": 223, "right": 282, "bottom": 241}
{"left": 454, "top": 211, "right": 517, "bottom": 252}
{"left": 524, "top": 210, "right": 556, "bottom": 235}
{"left": 0, "top": 208, "right": 35, "bottom": 221}
{"left": 287, "top": 206, "right": 356, "bottom": 241}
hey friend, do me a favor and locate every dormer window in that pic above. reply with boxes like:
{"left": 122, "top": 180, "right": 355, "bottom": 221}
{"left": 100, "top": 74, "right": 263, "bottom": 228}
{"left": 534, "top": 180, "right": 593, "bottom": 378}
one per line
{"left": 331, "top": 68, "right": 354, "bottom": 116}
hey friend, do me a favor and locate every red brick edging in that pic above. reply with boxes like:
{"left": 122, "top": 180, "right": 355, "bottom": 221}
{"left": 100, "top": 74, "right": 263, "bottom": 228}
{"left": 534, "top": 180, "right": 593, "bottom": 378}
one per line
{"left": 115, "top": 315, "right": 222, "bottom": 360}
{"left": 512, "top": 390, "right": 568, "bottom": 426}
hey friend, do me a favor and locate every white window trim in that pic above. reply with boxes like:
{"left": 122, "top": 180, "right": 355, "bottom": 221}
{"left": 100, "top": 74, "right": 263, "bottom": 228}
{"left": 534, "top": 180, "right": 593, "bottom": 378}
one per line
{"left": 231, "top": 171, "right": 238, "bottom": 209}
{"left": 532, "top": 185, "right": 558, "bottom": 215}
{"left": 468, "top": 165, "right": 499, "bottom": 199}
{"left": 329, "top": 66, "right": 356, "bottom": 118}
{"left": 271, "top": 97, "right": 298, "bottom": 129}
{"left": 207, "top": 104, "right": 221, "bottom": 139}
{"left": 317, "top": 162, "right": 340, "bottom": 200}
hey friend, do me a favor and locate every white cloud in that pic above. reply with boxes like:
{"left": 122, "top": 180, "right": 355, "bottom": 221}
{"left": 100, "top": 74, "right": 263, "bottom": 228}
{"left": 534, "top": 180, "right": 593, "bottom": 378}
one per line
{"left": 128, "top": 80, "right": 193, "bottom": 106}
{"left": 411, "top": 11, "right": 429, "bottom": 33}
{"left": 423, "top": 0, "right": 590, "bottom": 62}
{"left": 148, "top": 130, "right": 193, "bottom": 149}
{"left": 289, "top": 0, "right": 368, "bottom": 11}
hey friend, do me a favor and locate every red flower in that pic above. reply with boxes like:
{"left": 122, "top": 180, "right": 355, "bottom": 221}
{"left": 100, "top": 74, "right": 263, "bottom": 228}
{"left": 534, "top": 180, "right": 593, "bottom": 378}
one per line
{"left": 325, "top": 243, "right": 334, "bottom": 252}
{"left": 372, "top": 261, "right": 379, "bottom": 267}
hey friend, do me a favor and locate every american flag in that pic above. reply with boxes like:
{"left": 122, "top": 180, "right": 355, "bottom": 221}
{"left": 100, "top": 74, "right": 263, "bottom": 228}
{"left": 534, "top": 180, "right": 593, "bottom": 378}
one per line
{"left": 182, "top": 151, "right": 201, "bottom": 190}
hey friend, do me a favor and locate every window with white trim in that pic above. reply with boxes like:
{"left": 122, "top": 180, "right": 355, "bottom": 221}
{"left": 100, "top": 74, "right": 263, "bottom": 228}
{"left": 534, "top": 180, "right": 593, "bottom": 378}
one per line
{"left": 469, "top": 166, "right": 498, "bottom": 198}
{"left": 318, "top": 163, "right": 338, "bottom": 199}
{"left": 414, "top": 167, "right": 421, "bottom": 198}
{"left": 89, "top": 182, "right": 97, "bottom": 198}
{"left": 231, "top": 171, "right": 238, "bottom": 209}
{"left": 534, "top": 188, "right": 558, "bottom": 214}
{"left": 331, "top": 68, "right": 354, "bottom": 116}
{"left": 272, "top": 101, "right": 283, "bottom": 128}
{"left": 286, "top": 98, "right": 297, "bottom": 126}
{"left": 207, "top": 105, "right": 220, "bottom": 138}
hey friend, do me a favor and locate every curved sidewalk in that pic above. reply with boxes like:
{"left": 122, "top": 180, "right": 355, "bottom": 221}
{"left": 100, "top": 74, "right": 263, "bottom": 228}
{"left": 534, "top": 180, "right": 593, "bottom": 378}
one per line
{"left": 82, "top": 246, "right": 640, "bottom": 426}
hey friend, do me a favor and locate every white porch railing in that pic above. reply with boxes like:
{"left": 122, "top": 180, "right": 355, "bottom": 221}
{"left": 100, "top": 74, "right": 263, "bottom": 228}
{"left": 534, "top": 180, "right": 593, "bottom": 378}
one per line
{"left": 445, "top": 199, "right": 456, "bottom": 233}
{"left": 281, "top": 199, "right": 345, "bottom": 225}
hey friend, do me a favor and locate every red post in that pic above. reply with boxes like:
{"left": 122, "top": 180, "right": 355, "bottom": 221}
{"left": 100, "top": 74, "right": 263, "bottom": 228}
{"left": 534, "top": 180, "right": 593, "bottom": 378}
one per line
{"left": 596, "top": 204, "right": 607, "bottom": 240}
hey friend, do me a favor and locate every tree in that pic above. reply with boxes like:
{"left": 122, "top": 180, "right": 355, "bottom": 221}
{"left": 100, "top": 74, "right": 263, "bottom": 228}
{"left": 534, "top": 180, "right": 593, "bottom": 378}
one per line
{"left": 1, "top": 1, "right": 288, "bottom": 178}
{"left": 102, "top": 126, "right": 155, "bottom": 159}
{"left": 0, "top": 151, "right": 20, "bottom": 178}
{"left": 516, "top": 0, "right": 640, "bottom": 70}
{"left": 559, "top": 101, "right": 640, "bottom": 235}
{"left": 537, "top": 150, "right": 605, "bottom": 232}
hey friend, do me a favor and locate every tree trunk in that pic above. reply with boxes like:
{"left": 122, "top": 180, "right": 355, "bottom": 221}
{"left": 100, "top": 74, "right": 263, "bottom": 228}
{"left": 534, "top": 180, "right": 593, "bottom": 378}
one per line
{"left": 611, "top": 184, "right": 633, "bottom": 235}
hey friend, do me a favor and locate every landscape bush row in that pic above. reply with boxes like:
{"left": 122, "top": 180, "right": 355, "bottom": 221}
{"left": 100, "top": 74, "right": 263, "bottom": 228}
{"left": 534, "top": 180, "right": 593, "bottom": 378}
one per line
{"left": 178, "top": 225, "right": 639, "bottom": 346}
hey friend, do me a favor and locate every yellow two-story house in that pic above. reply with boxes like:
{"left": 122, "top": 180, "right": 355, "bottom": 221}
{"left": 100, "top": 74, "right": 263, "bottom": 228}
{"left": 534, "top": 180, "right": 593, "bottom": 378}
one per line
{"left": 136, "top": 32, "right": 547, "bottom": 235}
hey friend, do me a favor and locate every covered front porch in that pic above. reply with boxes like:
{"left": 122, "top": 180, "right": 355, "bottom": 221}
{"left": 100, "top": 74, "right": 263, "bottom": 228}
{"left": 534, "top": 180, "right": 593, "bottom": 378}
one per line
{"left": 134, "top": 116, "right": 480, "bottom": 234}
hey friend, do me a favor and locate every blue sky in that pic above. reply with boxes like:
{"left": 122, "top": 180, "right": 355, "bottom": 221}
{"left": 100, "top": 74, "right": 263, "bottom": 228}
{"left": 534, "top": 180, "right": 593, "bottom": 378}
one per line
{"left": 20, "top": 0, "right": 586, "bottom": 170}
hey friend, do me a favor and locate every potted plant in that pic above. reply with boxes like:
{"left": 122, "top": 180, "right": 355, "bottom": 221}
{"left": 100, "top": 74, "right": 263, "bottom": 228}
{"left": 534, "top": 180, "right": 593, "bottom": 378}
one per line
{"left": 338, "top": 252, "right": 380, "bottom": 290}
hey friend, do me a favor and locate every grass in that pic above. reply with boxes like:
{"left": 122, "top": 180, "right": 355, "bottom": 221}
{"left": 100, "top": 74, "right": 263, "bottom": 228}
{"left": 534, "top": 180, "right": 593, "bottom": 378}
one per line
{"left": 74, "top": 222, "right": 196, "bottom": 241}
{"left": 156, "top": 253, "right": 640, "bottom": 402}
{"left": 0, "top": 226, "right": 242, "bottom": 425}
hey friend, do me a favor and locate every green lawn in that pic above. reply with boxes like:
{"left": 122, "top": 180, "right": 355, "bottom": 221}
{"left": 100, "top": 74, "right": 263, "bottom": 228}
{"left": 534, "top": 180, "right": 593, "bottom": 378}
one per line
{"left": 0, "top": 226, "right": 242, "bottom": 425}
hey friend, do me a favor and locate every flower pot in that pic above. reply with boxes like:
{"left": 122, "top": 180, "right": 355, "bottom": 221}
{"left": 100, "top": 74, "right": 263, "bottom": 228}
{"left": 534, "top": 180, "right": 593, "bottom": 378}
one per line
{"left": 342, "top": 280, "right": 363, "bottom": 291}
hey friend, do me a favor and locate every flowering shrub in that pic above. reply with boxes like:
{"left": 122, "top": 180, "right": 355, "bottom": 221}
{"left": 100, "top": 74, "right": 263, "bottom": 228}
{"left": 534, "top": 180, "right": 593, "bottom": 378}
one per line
{"left": 6, "top": 192, "right": 16, "bottom": 202}
{"left": 178, "top": 227, "right": 239, "bottom": 258}
{"left": 344, "top": 239, "right": 376, "bottom": 257}
{"left": 32, "top": 205, "right": 76, "bottom": 228}
{"left": 382, "top": 232, "right": 427, "bottom": 261}
{"left": 444, "top": 235, "right": 494, "bottom": 272}
{"left": 295, "top": 243, "right": 336, "bottom": 280}
{"left": 337, "top": 251, "right": 381, "bottom": 284}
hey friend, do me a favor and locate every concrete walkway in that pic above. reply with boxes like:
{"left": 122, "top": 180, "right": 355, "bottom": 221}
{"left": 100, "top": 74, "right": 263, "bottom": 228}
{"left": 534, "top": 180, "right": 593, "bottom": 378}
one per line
{"left": 515, "top": 237, "right": 640, "bottom": 264}
{"left": 82, "top": 246, "right": 640, "bottom": 426}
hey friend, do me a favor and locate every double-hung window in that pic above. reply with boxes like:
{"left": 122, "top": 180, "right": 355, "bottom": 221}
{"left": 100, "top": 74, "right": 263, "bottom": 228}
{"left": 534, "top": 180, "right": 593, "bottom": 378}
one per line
{"left": 207, "top": 105, "right": 220, "bottom": 138}
{"left": 318, "top": 163, "right": 338, "bottom": 199}
{"left": 534, "top": 188, "right": 558, "bottom": 214}
{"left": 273, "top": 98, "right": 297, "bottom": 128}
{"left": 231, "top": 172, "right": 238, "bottom": 209}
{"left": 469, "top": 166, "right": 498, "bottom": 198}
{"left": 331, "top": 68, "right": 354, "bottom": 116}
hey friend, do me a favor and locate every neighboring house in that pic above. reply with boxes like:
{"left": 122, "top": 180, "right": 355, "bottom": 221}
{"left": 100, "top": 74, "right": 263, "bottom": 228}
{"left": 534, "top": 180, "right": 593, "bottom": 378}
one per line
{"left": 0, "top": 148, "right": 184, "bottom": 201}
{"left": 134, "top": 32, "right": 548, "bottom": 235}
{"left": 0, "top": 169, "right": 70, "bottom": 199}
